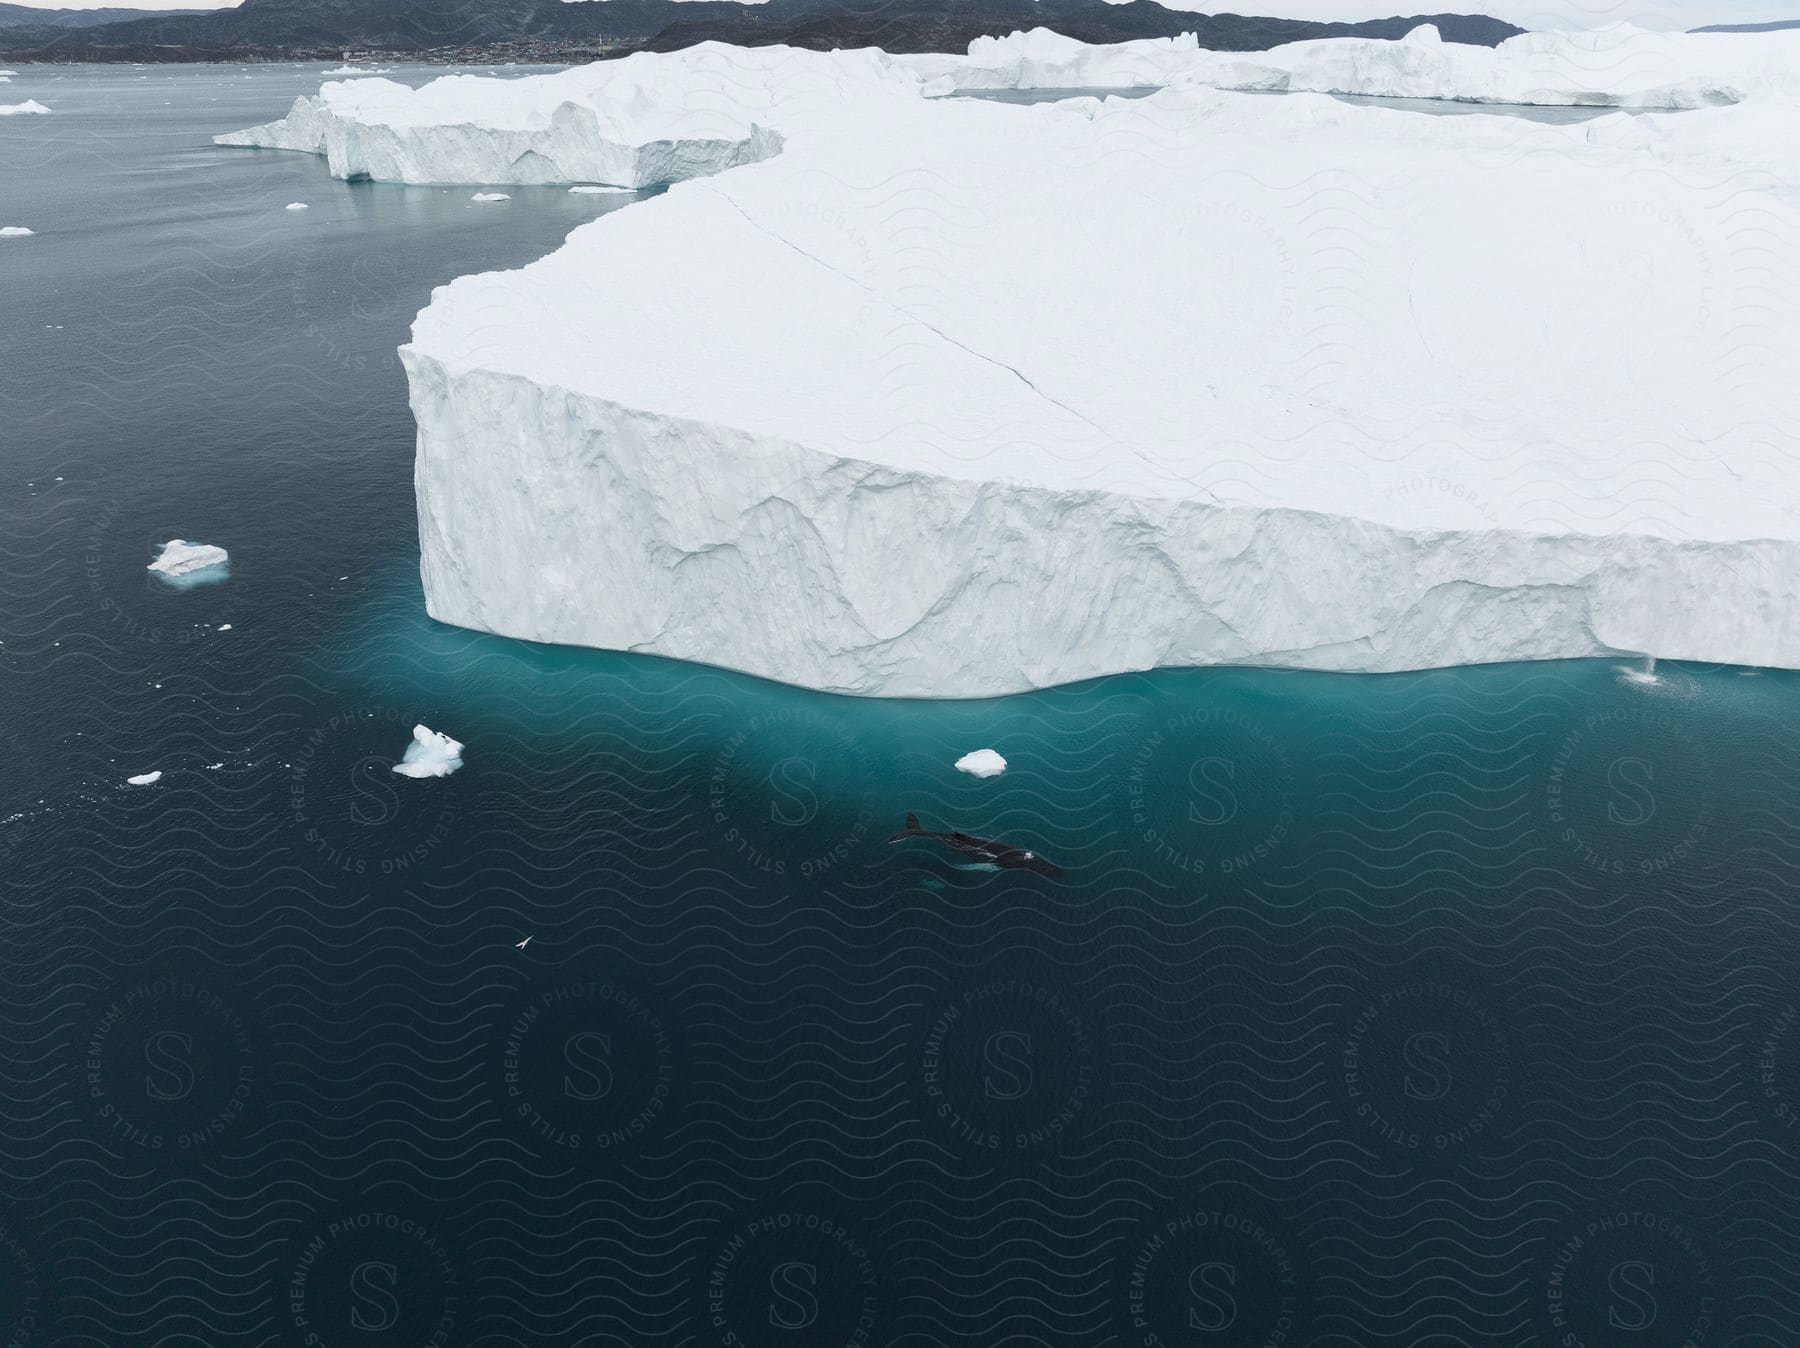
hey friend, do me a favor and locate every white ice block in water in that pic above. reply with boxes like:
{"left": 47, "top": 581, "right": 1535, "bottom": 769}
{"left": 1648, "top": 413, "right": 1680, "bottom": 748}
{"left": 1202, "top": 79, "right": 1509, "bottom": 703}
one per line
{"left": 392, "top": 725, "right": 464, "bottom": 778}
{"left": 148, "top": 539, "right": 229, "bottom": 578}
{"left": 400, "top": 46, "right": 1800, "bottom": 695}
{"left": 0, "top": 100, "right": 50, "bottom": 116}
{"left": 284, "top": 202, "right": 310, "bottom": 211}
{"left": 470, "top": 192, "right": 510, "bottom": 202}
{"left": 127, "top": 771, "right": 162, "bottom": 786}
{"left": 955, "top": 749, "right": 1008, "bottom": 779}
{"left": 210, "top": 45, "right": 844, "bottom": 187}
{"left": 0, "top": 227, "right": 33, "bottom": 238}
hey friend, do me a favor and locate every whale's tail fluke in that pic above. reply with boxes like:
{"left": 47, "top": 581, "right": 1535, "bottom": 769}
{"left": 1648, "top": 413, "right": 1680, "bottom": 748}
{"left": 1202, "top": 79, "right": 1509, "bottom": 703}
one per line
{"left": 888, "top": 812, "right": 924, "bottom": 843}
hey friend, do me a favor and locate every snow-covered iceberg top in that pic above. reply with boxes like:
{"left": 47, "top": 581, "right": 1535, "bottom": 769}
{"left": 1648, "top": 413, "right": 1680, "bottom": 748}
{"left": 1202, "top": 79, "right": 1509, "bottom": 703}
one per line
{"left": 393, "top": 725, "right": 464, "bottom": 778}
{"left": 148, "top": 539, "right": 229, "bottom": 578}
{"left": 399, "top": 40, "right": 1800, "bottom": 695}
{"left": 0, "top": 100, "right": 50, "bottom": 116}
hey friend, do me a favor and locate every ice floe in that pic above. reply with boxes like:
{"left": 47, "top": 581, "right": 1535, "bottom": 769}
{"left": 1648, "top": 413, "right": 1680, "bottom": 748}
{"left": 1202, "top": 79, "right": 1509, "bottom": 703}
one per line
{"left": 148, "top": 539, "right": 229, "bottom": 579}
{"left": 392, "top": 725, "right": 465, "bottom": 778}
{"left": 955, "top": 750, "right": 1008, "bottom": 779}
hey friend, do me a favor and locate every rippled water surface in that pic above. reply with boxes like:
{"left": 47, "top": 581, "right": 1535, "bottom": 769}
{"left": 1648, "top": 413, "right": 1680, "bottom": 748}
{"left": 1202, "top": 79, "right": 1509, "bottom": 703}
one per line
{"left": 4, "top": 64, "right": 1800, "bottom": 1347}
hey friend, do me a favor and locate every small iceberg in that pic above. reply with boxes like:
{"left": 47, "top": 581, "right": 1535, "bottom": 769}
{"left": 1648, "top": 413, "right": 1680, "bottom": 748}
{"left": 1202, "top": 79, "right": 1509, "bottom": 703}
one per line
{"left": 284, "top": 202, "right": 310, "bottom": 211}
{"left": 954, "top": 748, "right": 1007, "bottom": 779}
{"left": 569, "top": 185, "right": 634, "bottom": 195}
{"left": 0, "top": 100, "right": 50, "bottom": 116}
{"left": 127, "top": 771, "right": 162, "bottom": 787}
{"left": 0, "top": 227, "right": 32, "bottom": 239}
{"left": 148, "top": 539, "right": 229, "bottom": 580}
{"left": 392, "top": 724, "right": 464, "bottom": 779}
{"left": 470, "top": 192, "right": 510, "bottom": 203}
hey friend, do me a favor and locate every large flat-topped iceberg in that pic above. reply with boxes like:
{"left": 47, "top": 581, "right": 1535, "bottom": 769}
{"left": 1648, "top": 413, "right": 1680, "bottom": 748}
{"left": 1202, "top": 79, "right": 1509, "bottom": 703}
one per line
{"left": 213, "top": 44, "right": 916, "bottom": 186}
{"left": 401, "top": 53, "right": 1800, "bottom": 696}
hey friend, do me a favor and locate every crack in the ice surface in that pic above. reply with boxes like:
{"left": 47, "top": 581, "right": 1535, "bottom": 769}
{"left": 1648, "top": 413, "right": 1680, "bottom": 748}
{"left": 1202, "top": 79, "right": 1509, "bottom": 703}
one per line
{"left": 702, "top": 186, "right": 1222, "bottom": 505}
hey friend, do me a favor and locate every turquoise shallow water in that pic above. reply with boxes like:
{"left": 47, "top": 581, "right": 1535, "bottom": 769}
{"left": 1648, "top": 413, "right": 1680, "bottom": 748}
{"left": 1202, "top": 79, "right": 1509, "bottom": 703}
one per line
{"left": 4, "top": 62, "right": 1800, "bottom": 1347}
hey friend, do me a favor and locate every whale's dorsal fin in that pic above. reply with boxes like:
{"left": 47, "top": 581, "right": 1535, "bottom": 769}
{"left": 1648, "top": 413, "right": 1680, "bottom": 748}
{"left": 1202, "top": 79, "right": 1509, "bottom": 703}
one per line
{"left": 888, "top": 812, "right": 925, "bottom": 845}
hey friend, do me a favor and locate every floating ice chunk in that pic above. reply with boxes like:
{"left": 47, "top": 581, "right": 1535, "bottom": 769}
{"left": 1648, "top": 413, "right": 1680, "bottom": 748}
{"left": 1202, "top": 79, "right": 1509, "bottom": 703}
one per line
{"left": 213, "top": 51, "right": 797, "bottom": 187}
{"left": 955, "top": 749, "right": 1008, "bottom": 779}
{"left": 393, "top": 724, "right": 464, "bottom": 778}
{"left": 0, "top": 100, "right": 50, "bottom": 116}
{"left": 148, "top": 539, "right": 229, "bottom": 578}
{"left": 0, "top": 227, "right": 32, "bottom": 238}
{"left": 217, "top": 623, "right": 233, "bottom": 631}
{"left": 284, "top": 202, "right": 309, "bottom": 211}
{"left": 127, "top": 771, "right": 163, "bottom": 787}
{"left": 470, "top": 192, "right": 510, "bottom": 202}
{"left": 568, "top": 185, "right": 634, "bottom": 195}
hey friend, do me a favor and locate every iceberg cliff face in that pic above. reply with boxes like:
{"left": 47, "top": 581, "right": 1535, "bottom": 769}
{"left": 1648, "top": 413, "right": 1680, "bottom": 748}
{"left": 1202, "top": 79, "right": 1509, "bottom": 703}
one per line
{"left": 398, "top": 51, "right": 1800, "bottom": 696}
{"left": 214, "top": 79, "right": 784, "bottom": 188}
{"left": 404, "top": 354, "right": 1797, "bottom": 696}
{"left": 213, "top": 44, "right": 914, "bottom": 186}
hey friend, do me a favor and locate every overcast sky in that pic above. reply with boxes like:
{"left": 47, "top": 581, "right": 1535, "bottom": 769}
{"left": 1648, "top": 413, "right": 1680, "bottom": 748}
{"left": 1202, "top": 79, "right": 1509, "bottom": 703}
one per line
{"left": 10, "top": 0, "right": 1799, "bottom": 27}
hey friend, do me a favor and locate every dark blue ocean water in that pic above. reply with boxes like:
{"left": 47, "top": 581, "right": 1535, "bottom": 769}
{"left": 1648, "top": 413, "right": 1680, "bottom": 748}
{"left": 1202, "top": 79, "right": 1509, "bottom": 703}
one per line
{"left": 5, "top": 63, "right": 1800, "bottom": 1347}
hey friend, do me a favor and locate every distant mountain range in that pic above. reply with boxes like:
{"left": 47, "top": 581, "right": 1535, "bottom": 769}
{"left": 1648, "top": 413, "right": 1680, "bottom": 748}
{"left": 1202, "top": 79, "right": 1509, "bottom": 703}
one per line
{"left": 0, "top": 0, "right": 1522, "bottom": 63}
{"left": 0, "top": 3, "right": 203, "bottom": 26}
{"left": 1691, "top": 17, "right": 1800, "bottom": 30}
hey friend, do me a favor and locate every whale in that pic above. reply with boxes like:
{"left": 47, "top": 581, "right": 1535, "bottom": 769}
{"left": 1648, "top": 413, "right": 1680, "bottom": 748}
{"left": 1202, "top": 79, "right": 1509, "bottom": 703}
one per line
{"left": 887, "top": 813, "right": 1065, "bottom": 878}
